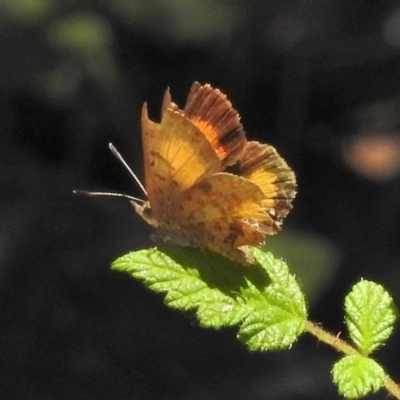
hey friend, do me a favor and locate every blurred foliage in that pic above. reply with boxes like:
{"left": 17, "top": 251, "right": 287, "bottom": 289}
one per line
{"left": 109, "top": 0, "right": 242, "bottom": 43}
{"left": 0, "top": 0, "right": 244, "bottom": 102}
{"left": 44, "top": 14, "right": 118, "bottom": 102}
{"left": 267, "top": 231, "right": 340, "bottom": 306}
{"left": 0, "top": 0, "right": 54, "bottom": 26}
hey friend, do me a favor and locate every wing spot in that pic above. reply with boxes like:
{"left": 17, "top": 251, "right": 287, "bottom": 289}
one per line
{"left": 207, "top": 233, "right": 216, "bottom": 244}
{"left": 154, "top": 172, "right": 166, "bottom": 182}
{"left": 149, "top": 150, "right": 162, "bottom": 159}
{"left": 214, "top": 222, "right": 222, "bottom": 231}
{"left": 187, "top": 214, "right": 195, "bottom": 221}
{"left": 223, "top": 223, "right": 244, "bottom": 246}
{"left": 197, "top": 180, "right": 212, "bottom": 194}
{"left": 197, "top": 197, "right": 205, "bottom": 206}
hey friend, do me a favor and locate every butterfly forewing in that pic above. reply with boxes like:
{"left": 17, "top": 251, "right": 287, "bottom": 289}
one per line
{"left": 184, "top": 82, "right": 247, "bottom": 167}
{"left": 141, "top": 102, "right": 220, "bottom": 224}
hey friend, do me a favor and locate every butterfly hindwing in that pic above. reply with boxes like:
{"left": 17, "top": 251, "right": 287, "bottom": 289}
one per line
{"left": 232, "top": 141, "right": 297, "bottom": 231}
{"left": 170, "top": 173, "right": 275, "bottom": 263}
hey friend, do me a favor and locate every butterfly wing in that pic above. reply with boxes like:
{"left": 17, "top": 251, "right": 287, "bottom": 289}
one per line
{"left": 170, "top": 173, "right": 274, "bottom": 264}
{"left": 141, "top": 99, "right": 220, "bottom": 224}
{"left": 233, "top": 141, "right": 297, "bottom": 233}
{"left": 183, "top": 82, "right": 247, "bottom": 167}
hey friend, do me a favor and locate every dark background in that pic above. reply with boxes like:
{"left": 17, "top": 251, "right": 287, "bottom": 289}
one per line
{"left": 1, "top": 1, "right": 400, "bottom": 399}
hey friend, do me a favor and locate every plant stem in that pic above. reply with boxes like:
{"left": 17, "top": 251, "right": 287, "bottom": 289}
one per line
{"left": 305, "top": 320, "right": 400, "bottom": 400}
{"left": 305, "top": 321, "right": 359, "bottom": 356}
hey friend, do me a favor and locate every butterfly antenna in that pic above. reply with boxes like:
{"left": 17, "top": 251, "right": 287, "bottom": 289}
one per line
{"left": 72, "top": 189, "right": 146, "bottom": 204}
{"left": 108, "top": 142, "right": 148, "bottom": 197}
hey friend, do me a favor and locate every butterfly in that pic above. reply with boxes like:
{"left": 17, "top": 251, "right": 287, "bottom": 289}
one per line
{"left": 78, "top": 82, "right": 297, "bottom": 265}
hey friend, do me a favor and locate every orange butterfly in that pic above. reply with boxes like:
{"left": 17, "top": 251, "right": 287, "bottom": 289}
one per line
{"left": 79, "top": 82, "right": 296, "bottom": 265}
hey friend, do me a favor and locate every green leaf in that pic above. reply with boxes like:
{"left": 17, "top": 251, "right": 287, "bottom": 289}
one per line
{"left": 332, "top": 355, "right": 385, "bottom": 399}
{"left": 345, "top": 280, "right": 397, "bottom": 355}
{"left": 238, "top": 249, "right": 306, "bottom": 350}
{"left": 112, "top": 246, "right": 307, "bottom": 350}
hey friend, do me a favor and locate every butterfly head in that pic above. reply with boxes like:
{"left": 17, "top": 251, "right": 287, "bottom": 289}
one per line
{"left": 130, "top": 199, "right": 156, "bottom": 227}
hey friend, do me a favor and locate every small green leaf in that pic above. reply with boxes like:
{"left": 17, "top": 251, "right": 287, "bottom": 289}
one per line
{"left": 345, "top": 280, "right": 397, "bottom": 355}
{"left": 112, "top": 246, "right": 307, "bottom": 350}
{"left": 332, "top": 355, "right": 385, "bottom": 399}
